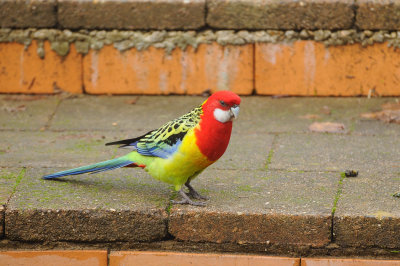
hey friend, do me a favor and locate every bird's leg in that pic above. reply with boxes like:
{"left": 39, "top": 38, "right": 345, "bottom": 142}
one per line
{"left": 185, "top": 181, "right": 209, "bottom": 200}
{"left": 171, "top": 188, "right": 206, "bottom": 206}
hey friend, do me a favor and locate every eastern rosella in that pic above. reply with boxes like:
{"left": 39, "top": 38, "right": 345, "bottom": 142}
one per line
{"left": 43, "top": 91, "right": 241, "bottom": 206}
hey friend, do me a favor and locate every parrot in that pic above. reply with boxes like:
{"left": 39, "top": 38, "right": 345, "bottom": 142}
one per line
{"left": 43, "top": 91, "right": 241, "bottom": 206}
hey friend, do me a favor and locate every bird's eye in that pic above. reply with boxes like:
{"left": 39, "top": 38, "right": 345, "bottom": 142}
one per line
{"left": 219, "top": 100, "right": 227, "bottom": 107}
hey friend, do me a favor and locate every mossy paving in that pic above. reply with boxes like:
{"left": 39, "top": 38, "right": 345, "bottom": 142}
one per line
{"left": 331, "top": 172, "right": 346, "bottom": 216}
{"left": 10, "top": 169, "right": 25, "bottom": 198}
{"left": 265, "top": 134, "right": 279, "bottom": 171}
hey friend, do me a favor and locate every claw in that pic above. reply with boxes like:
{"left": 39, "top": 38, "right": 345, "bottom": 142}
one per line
{"left": 185, "top": 181, "right": 209, "bottom": 200}
{"left": 171, "top": 189, "right": 207, "bottom": 206}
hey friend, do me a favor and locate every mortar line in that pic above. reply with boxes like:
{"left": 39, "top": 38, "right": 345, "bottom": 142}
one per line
{"left": 54, "top": 1, "right": 60, "bottom": 29}
{"left": 204, "top": 0, "right": 208, "bottom": 28}
{"left": 81, "top": 53, "right": 86, "bottom": 94}
{"left": 3, "top": 168, "right": 26, "bottom": 236}
{"left": 107, "top": 247, "right": 110, "bottom": 266}
{"left": 352, "top": 0, "right": 358, "bottom": 29}
{"left": 1, "top": 205, "right": 4, "bottom": 237}
{"left": 43, "top": 97, "right": 63, "bottom": 130}
{"left": 163, "top": 191, "right": 176, "bottom": 242}
{"left": 252, "top": 43, "right": 256, "bottom": 95}
{"left": 265, "top": 133, "right": 278, "bottom": 170}
{"left": 330, "top": 172, "right": 346, "bottom": 242}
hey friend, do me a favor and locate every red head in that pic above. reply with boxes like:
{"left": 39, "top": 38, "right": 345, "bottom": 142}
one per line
{"left": 202, "top": 91, "right": 241, "bottom": 123}
{"left": 195, "top": 91, "right": 241, "bottom": 162}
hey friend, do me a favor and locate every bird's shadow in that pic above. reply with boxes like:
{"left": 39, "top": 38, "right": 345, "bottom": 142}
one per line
{"left": 43, "top": 176, "right": 170, "bottom": 195}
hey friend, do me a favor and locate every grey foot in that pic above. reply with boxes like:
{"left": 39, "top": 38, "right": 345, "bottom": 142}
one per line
{"left": 171, "top": 189, "right": 207, "bottom": 206}
{"left": 185, "top": 181, "right": 209, "bottom": 200}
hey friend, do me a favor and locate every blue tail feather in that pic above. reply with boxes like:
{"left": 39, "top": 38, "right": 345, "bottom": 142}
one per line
{"left": 43, "top": 156, "right": 134, "bottom": 179}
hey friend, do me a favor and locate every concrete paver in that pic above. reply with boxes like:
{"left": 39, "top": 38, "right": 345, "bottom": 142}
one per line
{"left": 236, "top": 97, "right": 394, "bottom": 134}
{"left": 0, "top": 95, "right": 60, "bottom": 130}
{"left": 6, "top": 167, "right": 169, "bottom": 242}
{"left": 334, "top": 172, "right": 400, "bottom": 248}
{"left": 0, "top": 131, "right": 127, "bottom": 168}
{"left": 169, "top": 169, "right": 338, "bottom": 247}
{"left": 271, "top": 134, "right": 400, "bottom": 173}
{"left": 0, "top": 168, "right": 22, "bottom": 238}
{"left": 356, "top": 0, "right": 400, "bottom": 30}
{"left": 211, "top": 133, "right": 274, "bottom": 171}
{"left": 207, "top": 0, "right": 353, "bottom": 30}
{"left": 51, "top": 95, "right": 204, "bottom": 132}
{"left": 58, "top": 0, "right": 205, "bottom": 30}
{"left": 0, "top": 0, "right": 56, "bottom": 28}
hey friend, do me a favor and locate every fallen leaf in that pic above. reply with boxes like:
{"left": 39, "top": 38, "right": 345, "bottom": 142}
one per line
{"left": 361, "top": 110, "right": 400, "bottom": 124}
{"left": 126, "top": 97, "right": 138, "bottom": 105}
{"left": 299, "top": 114, "right": 321, "bottom": 120}
{"left": 321, "top": 105, "right": 331, "bottom": 115}
{"left": 309, "top": 122, "right": 346, "bottom": 133}
{"left": 1, "top": 104, "right": 26, "bottom": 113}
{"left": 361, "top": 101, "right": 400, "bottom": 124}
{"left": 202, "top": 89, "right": 211, "bottom": 97}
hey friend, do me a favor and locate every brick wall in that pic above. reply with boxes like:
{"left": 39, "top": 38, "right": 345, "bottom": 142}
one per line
{"left": 1, "top": 0, "right": 400, "bottom": 96}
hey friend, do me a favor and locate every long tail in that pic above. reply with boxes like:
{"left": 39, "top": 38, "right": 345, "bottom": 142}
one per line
{"left": 43, "top": 155, "right": 134, "bottom": 179}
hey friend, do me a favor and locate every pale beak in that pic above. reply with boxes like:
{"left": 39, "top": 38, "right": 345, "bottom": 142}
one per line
{"left": 230, "top": 105, "right": 240, "bottom": 119}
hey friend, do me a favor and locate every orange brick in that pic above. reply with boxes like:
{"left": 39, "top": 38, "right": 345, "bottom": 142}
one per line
{"left": 0, "top": 41, "right": 82, "bottom": 94}
{"left": 110, "top": 251, "right": 300, "bottom": 266}
{"left": 302, "top": 258, "right": 400, "bottom": 266}
{"left": 83, "top": 43, "right": 253, "bottom": 95}
{"left": 0, "top": 250, "right": 107, "bottom": 266}
{"left": 256, "top": 41, "right": 400, "bottom": 96}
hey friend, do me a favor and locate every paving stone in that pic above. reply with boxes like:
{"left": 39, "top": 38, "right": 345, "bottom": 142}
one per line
{"left": 211, "top": 132, "right": 274, "bottom": 171}
{"left": 0, "top": 250, "right": 107, "bottom": 266}
{"left": 0, "top": 131, "right": 132, "bottom": 168}
{"left": 271, "top": 134, "right": 400, "bottom": 173}
{"left": 354, "top": 119, "right": 400, "bottom": 137}
{"left": 356, "top": 0, "right": 400, "bottom": 30}
{"left": 169, "top": 169, "right": 338, "bottom": 247}
{"left": 6, "top": 168, "right": 169, "bottom": 242}
{"left": 0, "top": 95, "right": 59, "bottom": 130}
{"left": 334, "top": 172, "right": 400, "bottom": 249}
{"left": 207, "top": 0, "right": 354, "bottom": 30}
{"left": 51, "top": 95, "right": 204, "bottom": 132}
{"left": 0, "top": 0, "right": 56, "bottom": 28}
{"left": 110, "top": 251, "right": 300, "bottom": 266}
{"left": 58, "top": 0, "right": 205, "bottom": 30}
{"left": 0, "top": 168, "right": 23, "bottom": 238}
{"left": 236, "top": 96, "right": 394, "bottom": 134}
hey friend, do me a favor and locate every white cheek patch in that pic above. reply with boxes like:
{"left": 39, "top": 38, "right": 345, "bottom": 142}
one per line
{"left": 214, "top": 108, "right": 231, "bottom": 123}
